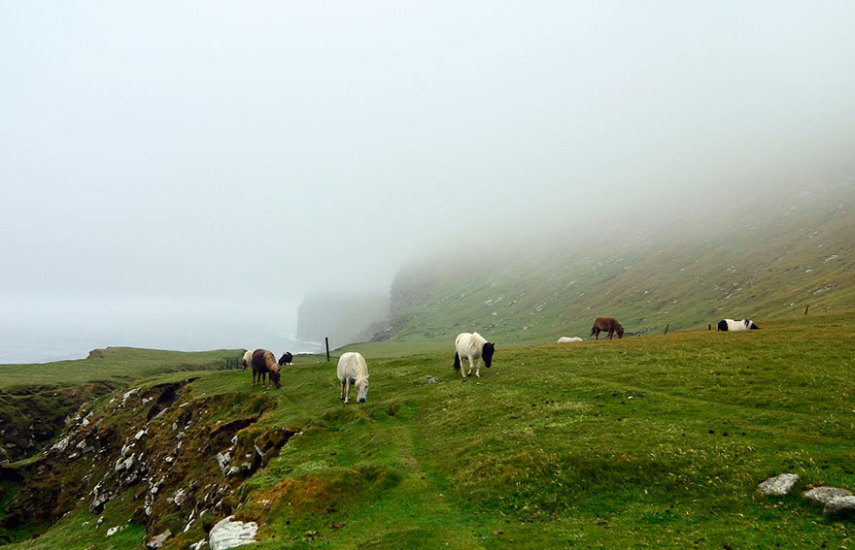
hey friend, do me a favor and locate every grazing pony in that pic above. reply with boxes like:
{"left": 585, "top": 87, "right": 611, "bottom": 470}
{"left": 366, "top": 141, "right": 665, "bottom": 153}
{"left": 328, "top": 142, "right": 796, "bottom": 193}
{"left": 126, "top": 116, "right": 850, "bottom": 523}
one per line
{"left": 250, "top": 349, "right": 282, "bottom": 389}
{"left": 590, "top": 317, "right": 624, "bottom": 340}
{"left": 241, "top": 349, "right": 255, "bottom": 370}
{"left": 453, "top": 332, "right": 495, "bottom": 380}
{"left": 278, "top": 352, "right": 293, "bottom": 366}
{"left": 717, "top": 319, "right": 760, "bottom": 331}
{"left": 557, "top": 336, "right": 583, "bottom": 343}
{"left": 337, "top": 352, "right": 369, "bottom": 404}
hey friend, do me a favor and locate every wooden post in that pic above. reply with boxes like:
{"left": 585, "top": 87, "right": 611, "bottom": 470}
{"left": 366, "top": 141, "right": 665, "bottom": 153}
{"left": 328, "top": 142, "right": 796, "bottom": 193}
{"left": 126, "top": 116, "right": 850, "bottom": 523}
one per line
{"left": 664, "top": 324, "right": 669, "bottom": 335}
{"left": 805, "top": 304, "right": 810, "bottom": 315}
{"left": 325, "top": 337, "right": 330, "bottom": 362}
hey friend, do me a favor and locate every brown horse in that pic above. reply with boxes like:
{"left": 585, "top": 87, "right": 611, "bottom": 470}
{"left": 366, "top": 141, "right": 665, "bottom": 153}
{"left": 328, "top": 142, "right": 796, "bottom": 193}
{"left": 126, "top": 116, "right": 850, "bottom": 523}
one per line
{"left": 250, "top": 349, "right": 282, "bottom": 389}
{"left": 590, "top": 317, "right": 624, "bottom": 340}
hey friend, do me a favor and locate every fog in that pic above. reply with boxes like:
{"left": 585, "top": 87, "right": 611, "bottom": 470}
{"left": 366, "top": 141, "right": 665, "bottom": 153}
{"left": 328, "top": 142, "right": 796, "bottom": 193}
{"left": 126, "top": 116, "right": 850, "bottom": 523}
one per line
{"left": 2, "top": 2, "right": 854, "bottom": 361}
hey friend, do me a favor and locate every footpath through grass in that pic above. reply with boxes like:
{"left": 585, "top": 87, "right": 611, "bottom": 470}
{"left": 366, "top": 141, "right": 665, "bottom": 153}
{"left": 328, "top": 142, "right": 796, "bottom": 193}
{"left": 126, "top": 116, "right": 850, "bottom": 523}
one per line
{"left": 2, "top": 312, "right": 853, "bottom": 549}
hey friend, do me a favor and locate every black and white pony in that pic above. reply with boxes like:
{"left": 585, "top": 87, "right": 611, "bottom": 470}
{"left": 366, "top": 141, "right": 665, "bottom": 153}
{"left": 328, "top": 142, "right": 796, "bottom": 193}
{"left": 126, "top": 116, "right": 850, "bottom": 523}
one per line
{"left": 716, "top": 319, "right": 760, "bottom": 331}
{"left": 453, "top": 332, "right": 495, "bottom": 381}
{"left": 278, "top": 352, "right": 293, "bottom": 366}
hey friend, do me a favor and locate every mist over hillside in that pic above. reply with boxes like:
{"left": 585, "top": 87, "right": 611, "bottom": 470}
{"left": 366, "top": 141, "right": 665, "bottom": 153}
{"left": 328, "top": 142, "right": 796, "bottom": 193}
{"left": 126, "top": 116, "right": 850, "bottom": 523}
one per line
{"left": 293, "top": 179, "right": 853, "bottom": 350}
{"left": 297, "top": 292, "right": 390, "bottom": 349}
{"left": 377, "top": 179, "right": 855, "bottom": 345}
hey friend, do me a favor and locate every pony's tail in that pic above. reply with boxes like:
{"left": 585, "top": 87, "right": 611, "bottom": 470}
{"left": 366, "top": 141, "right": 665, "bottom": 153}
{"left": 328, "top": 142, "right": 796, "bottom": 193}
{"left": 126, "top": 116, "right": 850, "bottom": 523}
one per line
{"left": 590, "top": 325, "right": 596, "bottom": 336}
{"left": 453, "top": 352, "right": 461, "bottom": 371}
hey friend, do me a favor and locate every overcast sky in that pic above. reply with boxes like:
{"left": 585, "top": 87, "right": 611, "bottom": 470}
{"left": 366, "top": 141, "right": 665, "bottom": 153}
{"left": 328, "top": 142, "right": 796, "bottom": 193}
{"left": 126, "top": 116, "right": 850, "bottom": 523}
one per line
{"left": 2, "top": 2, "right": 854, "bottom": 359}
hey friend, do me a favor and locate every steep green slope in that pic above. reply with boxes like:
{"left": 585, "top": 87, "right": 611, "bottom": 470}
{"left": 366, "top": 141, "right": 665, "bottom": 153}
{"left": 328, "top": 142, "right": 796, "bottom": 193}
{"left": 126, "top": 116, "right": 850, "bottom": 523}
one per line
{"left": 382, "top": 182, "right": 855, "bottom": 348}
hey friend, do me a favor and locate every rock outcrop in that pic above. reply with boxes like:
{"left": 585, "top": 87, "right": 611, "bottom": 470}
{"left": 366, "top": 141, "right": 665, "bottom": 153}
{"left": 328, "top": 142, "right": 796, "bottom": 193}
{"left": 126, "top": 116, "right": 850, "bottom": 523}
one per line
{"left": 208, "top": 515, "right": 259, "bottom": 550}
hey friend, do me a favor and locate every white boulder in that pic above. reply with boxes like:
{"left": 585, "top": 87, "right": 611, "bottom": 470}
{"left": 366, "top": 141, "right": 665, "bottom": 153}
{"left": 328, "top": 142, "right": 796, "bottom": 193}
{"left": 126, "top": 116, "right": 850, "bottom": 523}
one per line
{"left": 208, "top": 516, "right": 259, "bottom": 550}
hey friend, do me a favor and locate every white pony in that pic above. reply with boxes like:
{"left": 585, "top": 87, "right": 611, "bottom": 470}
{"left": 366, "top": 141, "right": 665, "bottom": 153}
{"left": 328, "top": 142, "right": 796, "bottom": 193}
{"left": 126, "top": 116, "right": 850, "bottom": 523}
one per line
{"left": 453, "top": 332, "right": 495, "bottom": 380}
{"left": 716, "top": 319, "right": 760, "bottom": 331}
{"left": 241, "top": 349, "right": 255, "bottom": 370}
{"left": 557, "top": 336, "right": 583, "bottom": 343}
{"left": 337, "top": 352, "right": 370, "bottom": 404}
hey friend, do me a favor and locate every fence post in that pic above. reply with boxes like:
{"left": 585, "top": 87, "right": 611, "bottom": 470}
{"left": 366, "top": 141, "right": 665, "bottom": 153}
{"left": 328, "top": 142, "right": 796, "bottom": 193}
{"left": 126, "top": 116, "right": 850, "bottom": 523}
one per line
{"left": 805, "top": 304, "right": 810, "bottom": 315}
{"left": 664, "top": 324, "right": 669, "bottom": 335}
{"left": 325, "top": 337, "right": 330, "bottom": 362}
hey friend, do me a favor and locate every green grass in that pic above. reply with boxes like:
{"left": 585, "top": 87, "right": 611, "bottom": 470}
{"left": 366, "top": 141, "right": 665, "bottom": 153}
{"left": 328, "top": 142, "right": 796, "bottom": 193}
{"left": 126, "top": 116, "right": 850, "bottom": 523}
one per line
{"left": 0, "top": 347, "right": 243, "bottom": 392}
{"left": 2, "top": 312, "right": 854, "bottom": 549}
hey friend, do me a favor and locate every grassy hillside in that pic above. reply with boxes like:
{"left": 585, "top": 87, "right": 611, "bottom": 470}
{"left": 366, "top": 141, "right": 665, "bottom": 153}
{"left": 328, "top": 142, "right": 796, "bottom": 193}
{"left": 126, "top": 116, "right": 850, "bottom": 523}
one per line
{"left": 0, "top": 347, "right": 243, "bottom": 393}
{"left": 2, "top": 311, "right": 854, "bottom": 549}
{"left": 380, "top": 182, "right": 855, "bottom": 350}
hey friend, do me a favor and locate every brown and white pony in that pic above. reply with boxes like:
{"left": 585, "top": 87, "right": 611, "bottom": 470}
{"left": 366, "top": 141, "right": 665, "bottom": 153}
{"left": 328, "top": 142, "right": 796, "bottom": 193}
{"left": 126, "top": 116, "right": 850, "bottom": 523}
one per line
{"left": 250, "top": 349, "right": 282, "bottom": 389}
{"left": 590, "top": 317, "right": 624, "bottom": 340}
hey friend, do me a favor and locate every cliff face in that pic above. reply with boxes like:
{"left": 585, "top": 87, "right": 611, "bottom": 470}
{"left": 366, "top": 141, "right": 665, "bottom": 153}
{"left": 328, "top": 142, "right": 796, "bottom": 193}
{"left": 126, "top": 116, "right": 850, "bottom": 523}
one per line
{"left": 1, "top": 377, "right": 292, "bottom": 549}
{"left": 296, "top": 293, "right": 390, "bottom": 349}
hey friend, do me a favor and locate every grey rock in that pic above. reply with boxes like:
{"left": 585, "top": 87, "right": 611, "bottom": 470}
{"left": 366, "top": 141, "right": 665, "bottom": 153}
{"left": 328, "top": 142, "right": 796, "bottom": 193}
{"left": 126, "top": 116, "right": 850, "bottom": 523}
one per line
{"left": 208, "top": 515, "right": 258, "bottom": 550}
{"left": 758, "top": 473, "right": 800, "bottom": 496}
{"left": 823, "top": 495, "right": 855, "bottom": 519}
{"left": 51, "top": 435, "right": 71, "bottom": 453}
{"left": 122, "top": 388, "right": 140, "bottom": 407}
{"left": 803, "top": 486, "right": 853, "bottom": 505}
{"left": 115, "top": 453, "right": 135, "bottom": 473}
{"left": 89, "top": 481, "right": 111, "bottom": 514}
{"left": 216, "top": 452, "right": 231, "bottom": 475}
{"left": 146, "top": 529, "right": 172, "bottom": 549}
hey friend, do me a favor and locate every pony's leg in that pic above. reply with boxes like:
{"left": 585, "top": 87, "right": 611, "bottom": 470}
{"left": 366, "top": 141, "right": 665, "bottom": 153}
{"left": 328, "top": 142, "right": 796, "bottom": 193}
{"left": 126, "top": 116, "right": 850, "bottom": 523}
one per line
{"left": 475, "top": 358, "right": 482, "bottom": 378}
{"left": 467, "top": 357, "right": 475, "bottom": 376}
{"left": 340, "top": 380, "right": 346, "bottom": 401}
{"left": 344, "top": 379, "right": 351, "bottom": 404}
